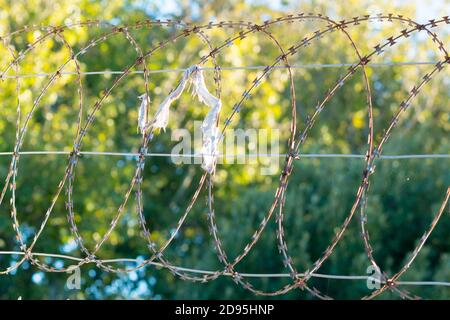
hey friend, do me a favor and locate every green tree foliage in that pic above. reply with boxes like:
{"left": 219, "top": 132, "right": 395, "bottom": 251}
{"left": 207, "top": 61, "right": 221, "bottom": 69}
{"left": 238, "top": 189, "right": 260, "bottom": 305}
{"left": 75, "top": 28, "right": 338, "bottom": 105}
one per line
{"left": 0, "top": 0, "right": 449, "bottom": 299}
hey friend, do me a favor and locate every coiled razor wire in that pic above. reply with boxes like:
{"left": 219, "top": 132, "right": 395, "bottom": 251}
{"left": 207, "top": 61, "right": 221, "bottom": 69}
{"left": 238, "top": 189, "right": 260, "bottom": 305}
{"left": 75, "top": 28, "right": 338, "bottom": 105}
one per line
{"left": 0, "top": 13, "right": 449, "bottom": 299}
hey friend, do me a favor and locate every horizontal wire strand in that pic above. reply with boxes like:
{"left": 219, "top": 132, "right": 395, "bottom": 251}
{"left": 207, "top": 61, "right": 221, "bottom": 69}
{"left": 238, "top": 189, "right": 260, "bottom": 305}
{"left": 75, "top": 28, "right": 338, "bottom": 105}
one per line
{"left": 0, "top": 250, "right": 448, "bottom": 286}
{"left": 0, "top": 151, "right": 448, "bottom": 159}
{"left": 0, "top": 61, "right": 439, "bottom": 79}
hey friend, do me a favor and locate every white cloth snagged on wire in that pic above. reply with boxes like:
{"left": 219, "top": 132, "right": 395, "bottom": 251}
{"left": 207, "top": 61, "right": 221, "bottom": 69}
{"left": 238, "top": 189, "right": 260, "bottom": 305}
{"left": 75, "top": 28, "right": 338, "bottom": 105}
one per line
{"left": 137, "top": 65, "right": 222, "bottom": 173}
{"left": 189, "top": 68, "right": 222, "bottom": 173}
{"left": 149, "top": 66, "right": 195, "bottom": 132}
{"left": 137, "top": 93, "right": 149, "bottom": 134}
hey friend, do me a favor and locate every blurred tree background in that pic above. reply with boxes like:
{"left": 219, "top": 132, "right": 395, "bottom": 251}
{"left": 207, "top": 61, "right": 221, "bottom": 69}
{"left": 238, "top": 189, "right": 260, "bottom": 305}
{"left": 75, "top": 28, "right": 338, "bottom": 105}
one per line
{"left": 0, "top": 0, "right": 449, "bottom": 299}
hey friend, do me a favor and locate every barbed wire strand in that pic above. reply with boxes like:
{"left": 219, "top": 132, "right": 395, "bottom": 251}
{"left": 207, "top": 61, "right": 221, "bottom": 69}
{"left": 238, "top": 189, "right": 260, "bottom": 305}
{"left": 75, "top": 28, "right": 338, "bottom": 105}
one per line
{"left": 0, "top": 13, "right": 449, "bottom": 299}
